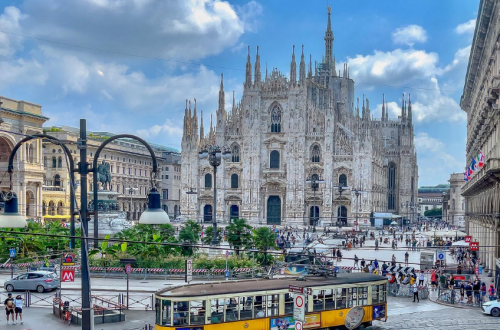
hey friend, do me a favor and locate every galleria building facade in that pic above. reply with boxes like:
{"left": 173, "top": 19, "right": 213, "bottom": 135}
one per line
{"left": 181, "top": 9, "right": 418, "bottom": 226}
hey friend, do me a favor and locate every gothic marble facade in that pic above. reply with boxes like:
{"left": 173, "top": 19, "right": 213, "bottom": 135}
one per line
{"left": 181, "top": 9, "right": 418, "bottom": 226}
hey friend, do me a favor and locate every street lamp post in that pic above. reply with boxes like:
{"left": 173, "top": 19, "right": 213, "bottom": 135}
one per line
{"left": 0, "top": 119, "right": 170, "bottom": 330}
{"left": 306, "top": 175, "right": 324, "bottom": 233}
{"left": 127, "top": 187, "right": 138, "bottom": 222}
{"left": 199, "top": 146, "right": 231, "bottom": 245}
{"left": 186, "top": 188, "right": 198, "bottom": 221}
{"left": 352, "top": 188, "right": 362, "bottom": 228}
{"left": 333, "top": 184, "right": 349, "bottom": 227}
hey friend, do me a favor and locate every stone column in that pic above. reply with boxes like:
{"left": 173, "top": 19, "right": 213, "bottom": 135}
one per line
{"left": 36, "top": 184, "right": 42, "bottom": 218}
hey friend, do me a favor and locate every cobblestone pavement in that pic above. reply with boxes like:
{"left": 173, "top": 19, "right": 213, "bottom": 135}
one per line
{"left": 371, "top": 297, "right": 500, "bottom": 329}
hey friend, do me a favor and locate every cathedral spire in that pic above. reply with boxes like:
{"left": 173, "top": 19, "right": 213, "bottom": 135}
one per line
{"left": 254, "top": 46, "right": 261, "bottom": 86}
{"left": 382, "top": 94, "right": 386, "bottom": 121}
{"left": 408, "top": 93, "right": 412, "bottom": 123}
{"left": 199, "top": 110, "right": 204, "bottom": 144}
{"left": 333, "top": 55, "right": 336, "bottom": 76}
{"left": 290, "top": 45, "right": 297, "bottom": 86}
{"left": 385, "top": 101, "right": 389, "bottom": 120}
{"left": 299, "top": 45, "right": 306, "bottom": 84}
{"left": 324, "top": 5, "right": 334, "bottom": 66}
{"left": 308, "top": 54, "right": 312, "bottom": 78}
{"left": 356, "top": 97, "right": 360, "bottom": 118}
{"left": 192, "top": 98, "right": 198, "bottom": 140}
{"left": 401, "top": 93, "right": 406, "bottom": 120}
{"left": 362, "top": 95, "right": 366, "bottom": 118}
{"left": 245, "top": 46, "right": 252, "bottom": 88}
{"left": 218, "top": 73, "right": 225, "bottom": 112}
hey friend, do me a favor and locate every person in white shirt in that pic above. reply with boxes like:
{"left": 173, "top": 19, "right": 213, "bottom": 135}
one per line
{"left": 14, "top": 295, "right": 24, "bottom": 325}
{"left": 418, "top": 271, "right": 425, "bottom": 286}
{"left": 412, "top": 283, "right": 419, "bottom": 302}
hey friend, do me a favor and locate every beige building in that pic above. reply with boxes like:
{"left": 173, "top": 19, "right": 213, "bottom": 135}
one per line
{"left": 42, "top": 126, "right": 181, "bottom": 221}
{"left": 460, "top": 0, "right": 500, "bottom": 276}
{"left": 442, "top": 173, "right": 465, "bottom": 227}
{"left": 0, "top": 96, "right": 48, "bottom": 218}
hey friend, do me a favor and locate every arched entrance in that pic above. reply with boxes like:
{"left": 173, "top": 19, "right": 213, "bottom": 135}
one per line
{"left": 57, "top": 201, "right": 65, "bottom": 215}
{"left": 48, "top": 201, "right": 56, "bottom": 216}
{"left": 0, "top": 137, "right": 13, "bottom": 162}
{"left": 337, "top": 206, "right": 347, "bottom": 226}
{"left": 203, "top": 204, "right": 212, "bottom": 223}
{"left": 267, "top": 196, "right": 281, "bottom": 225}
{"left": 309, "top": 206, "right": 319, "bottom": 226}
{"left": 26, "top": 191, "right": 35, "bottom": 217}
{"left": 230, "top": 205, "right": 239, "bottom": 221}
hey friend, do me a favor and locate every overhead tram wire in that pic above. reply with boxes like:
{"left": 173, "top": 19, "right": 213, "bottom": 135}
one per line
{"left": 0, "top": 29, "right": 461, "bottom": 93}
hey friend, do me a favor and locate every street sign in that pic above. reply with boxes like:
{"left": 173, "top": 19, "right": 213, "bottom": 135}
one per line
{"left": 437, "top": 251, "right": 445, "bottom": 261}
{"left": 185, "top": 259, "right": 193, "bottom": 283}
{"left": 62, "top": 269, "right": 75, "bottom": 282}
{"left": 334, "top": 266, "right": 339, "bottom": 273}
{"left": 225, "top": 270, "right": 230, "bottom": 278}
{"left": 125, "top": 264, "right": 132, "bottom": 275}
{"left": 470, "top": 242, "right": 479, "bottom": 251}
{"left": 293, "top": 294, "right": 305, "bottom": 321}
{"left": 320, "top": 257, "right": 326, "bottom": 263}
{"left": 464, "top": 236, "right": 472, "bottom": 243}
{"left": 9, "top": 248, "right": 16, "bottom": 258}
{"left": 288, "top": 285, "right": 304, "bottom": 293}
{"left": 63, "top": 253, "right": 75, "bottom": 266}
{"left": 295, "top": 321, "right": 303, "bottom": 330}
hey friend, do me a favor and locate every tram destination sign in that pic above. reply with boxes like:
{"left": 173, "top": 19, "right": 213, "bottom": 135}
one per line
{"left": 288, "top": 285, "right": 312, "bottom": 295}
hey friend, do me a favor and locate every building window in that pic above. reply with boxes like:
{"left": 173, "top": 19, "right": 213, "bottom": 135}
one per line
{"left": 166, "top": 167, "right": 169, "bottom": 171}
{"left": 52, "top": 157, "right": 57, "bottom": 168}
{"left": 231, "top": 144, "right": 240, "bottom": 162}
{"left": 140, "top": 169, "right": 142, "bottom": 176}
{"left": 205, "top": 173, "right": 212, "bottom": 188}
{"left": 43, "top": 156, "right": 47, "bottom": 167}
{"left": 166, "top": 175, "right": 169, "bottom": 179}
{"left": 129, "top": 168, "right": 131, "bottom": 175}
{"left": 54, "top": 174, "right": 61, "bottom": 187}
{"left": 339, "top": 174, "right": 347, "bottom": 187}
{"left": 231, "top": 174, "right": 239, "bottom": 188}
{"left": 311, "top": 145, "right": 320, "bottom": 162}
{"left": 58, "top": 157, "right": 63, "bottom": 168}
{"left": 162, "top": 190, "right": 167, "bottom": 200}
{"left": 270, "top": 104, "right": 282, "bottom": 133}
{"left": 425, "top": 206, "right": 429, "bottom": 211}
{"left": 110, "top": 165, "right": 114, "bottom": 173}
{"left": 270, "top": 150, "right": 280, "bottom": 169}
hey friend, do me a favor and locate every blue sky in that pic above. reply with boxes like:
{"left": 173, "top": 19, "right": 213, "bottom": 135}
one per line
{"left": 0, "top": 0, "right": 478, "bottom": 186}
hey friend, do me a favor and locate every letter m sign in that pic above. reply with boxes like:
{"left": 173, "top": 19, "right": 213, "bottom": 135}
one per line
{"left": 62, "top": 269, "right": 75, "bottom": 282}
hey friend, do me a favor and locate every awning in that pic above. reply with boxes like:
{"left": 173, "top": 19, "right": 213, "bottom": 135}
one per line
{"left": 42, "top": 215, "right": 79, "bottom": 219}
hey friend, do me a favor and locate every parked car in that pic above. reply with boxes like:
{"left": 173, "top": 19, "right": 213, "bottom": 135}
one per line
{"left": 4, "top": 271, "right": 60, "bottom": 293}
{"left": 482, "top": 299, "right": 500, "bottom": 317}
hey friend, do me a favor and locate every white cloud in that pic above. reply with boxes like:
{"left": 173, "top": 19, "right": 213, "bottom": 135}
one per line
{"left": 455, "top": 19, "right": 476, "bottom": 35}
{"left": 392, "top": 25, "right": 427, "bottom": 46}
{"left": 136, "top": 119, "right": 183, "bottom": 140}
{"left": 0, "top": 6, "right": 26, "bottom": 56}
{"left": 21, "top": 0, "right": 257, "bottom": 61}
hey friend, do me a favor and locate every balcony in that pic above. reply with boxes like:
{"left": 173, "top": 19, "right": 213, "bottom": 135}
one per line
{"left": 462, "top": 158, "right": 500, "bottom": 196}
{"left": 42, "top": 186, "right": 66, "bottom": 192}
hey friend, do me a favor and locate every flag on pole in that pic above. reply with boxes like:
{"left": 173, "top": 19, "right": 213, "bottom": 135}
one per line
{"left": 464, "top": 172, "right": 469, "bottom": 181}
{"left": 478, "top": 150, "right": 484, "bottom": 168}
{"left": 471, "top": 157, "right": 477, "bottom": 170}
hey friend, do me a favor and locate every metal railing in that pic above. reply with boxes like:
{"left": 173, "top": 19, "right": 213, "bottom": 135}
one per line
{"left": 436, "top": 287, "right": 492, "bottom": 308}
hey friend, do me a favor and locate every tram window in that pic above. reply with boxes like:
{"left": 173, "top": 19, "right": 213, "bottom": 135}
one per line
{"left": 324, "top": 289, "right": 335, "bottom": 310}
{"left": 358, "top": 287, "right": 368, "bottom": 306}
{"left": 372, "top": 285, "right": 380, "bottom": 303}
{"left": 155, "top": 299, "right": 161, "bottom": 325}
{"left": 209, "top": 298, "right": 225, "bottom": 324}
{"left": 173, "top": 301, "right": 189, "bottom": 326}
{"left": 380, "top": 284, "right": 387, "bottom": 302}
{"left": 161, "top": 300, "right": 172, "bottom": 326}
{"left": 190, "top": 300, "right": 205, "bottom": 325}
{"left": 254, "top": 295, "right": 266, "bottom": 318}
{"left": 313, "top": 290, "right": 324, "bottom": 311}
{"left": 348, "top": 287, "right": 357, "bottom": 307}
{"left": 226, "top": 298, "right": 238, "bottom": 322}
{"left": 284, "top": 293, "right": 293, "bottom": 314}
{"left": 267, "top": 295, "right": 279, "bottom": 316}
{"left": 336, "top": 288, "right": 347, "bottom": 309}
{"left": 240, "top": 296, "right": 253, "bottom": 320}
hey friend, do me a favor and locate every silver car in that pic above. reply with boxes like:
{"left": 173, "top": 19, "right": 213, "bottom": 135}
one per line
{"left": 4, "top": 271, "right": 60, "bottom": 293}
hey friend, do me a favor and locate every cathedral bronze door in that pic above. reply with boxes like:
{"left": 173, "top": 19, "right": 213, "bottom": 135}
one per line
{"left": 267, "top": 196, "right": 281, "bottom": 225}
{"left": 203, "top": 204, "right": 213, "bottom": 223}
{"left": 310, "top": 206, "right": 319, "bottom": 225}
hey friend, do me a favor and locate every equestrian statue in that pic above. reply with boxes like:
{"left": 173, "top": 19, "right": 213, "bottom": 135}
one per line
{"left": 96, "top": 160, "right": 112, "bottom": 191}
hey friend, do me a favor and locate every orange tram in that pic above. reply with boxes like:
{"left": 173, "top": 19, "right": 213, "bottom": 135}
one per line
{"left": 154, "top": 273, "right": 387, "bottom": 330}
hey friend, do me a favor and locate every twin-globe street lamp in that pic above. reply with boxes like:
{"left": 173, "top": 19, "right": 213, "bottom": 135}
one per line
{"left": 305, "top": 175, "right": 324, "bottom": 233}
{"left": 198, "top": 145, "right": 231, "bottom": 245}
{"left": 0, "top": 119, "right": 170, "bottom": 330}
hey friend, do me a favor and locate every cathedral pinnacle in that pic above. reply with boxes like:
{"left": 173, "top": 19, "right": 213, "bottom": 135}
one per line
{"left": 299, "top": 45, "right": 306, "bottom": 84}
{"left": 408, "top": 93, "right": 412, "bottom": 123}
{"left": 382, "top": 94, "right": 386, "bottom": 121}
{"left": 308, "top": 54, "right": 312, "bottom": 78}
{"left": 324, "top": 5, "right": 334, "bottom": 67}
{"left": 245, "top": 46, "right": 252, "bottom": 88}
{"left": 290, "top": 45, "right": 297, "bottom": 86}
{"left": 254, "top": 46, "right": 261, "bottom": 86}
{"left": 218, "top": 73, "right": 225, "bottom": 112}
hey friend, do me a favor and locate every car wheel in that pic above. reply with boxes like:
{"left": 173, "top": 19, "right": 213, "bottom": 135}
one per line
{"left": 5, "top": 284, "right": 14, "bottom": 292}
{"left": 36, "top": 285, "right": 45, "bottom": 293}
{"left": 491, "top": 307, "right": 500, "bottom": 317}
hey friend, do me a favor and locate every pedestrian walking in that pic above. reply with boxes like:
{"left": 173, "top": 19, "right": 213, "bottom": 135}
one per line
{"left": 14, "top": 295, "right": 24, "bottom": 325}
{"left": 404, "top": 251, "right": 409, "bottom": 266}
{"left": 488, "top": 284, "right": 496, "bottom": 301}
{"left": 418, "top": 271, "right": 425, "bottom": 286}
{"left": 375, "top": 239, "right": 379, "bottom": 251}
{"left": 354, "top": 255, "right": 359, "bottom": 268}
{"left": 360, "top": 258, "right": 366, "bottom": 269}
{"left": 412, "top": 282, "right": 419, "bottom": 302}
{"left": 4, "top": 293, "right": 15, "bottom": 325}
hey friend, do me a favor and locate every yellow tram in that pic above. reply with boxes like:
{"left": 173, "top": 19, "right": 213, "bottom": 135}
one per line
{"left": 154, "top": 273, "right": 387, "bottom": 330}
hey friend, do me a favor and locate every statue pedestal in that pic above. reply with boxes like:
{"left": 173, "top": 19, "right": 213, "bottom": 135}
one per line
{"left": 88, "top": 191, "right": 131, "bottom": 237}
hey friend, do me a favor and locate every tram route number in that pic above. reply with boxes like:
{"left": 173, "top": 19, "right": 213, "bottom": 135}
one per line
{"left": 288, "top": 285, "right": 312, "bottom": 295}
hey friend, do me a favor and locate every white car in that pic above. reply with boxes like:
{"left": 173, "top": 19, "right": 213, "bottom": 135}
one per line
{"left": 482, "top": 299, "right": 500, "bottom": 317}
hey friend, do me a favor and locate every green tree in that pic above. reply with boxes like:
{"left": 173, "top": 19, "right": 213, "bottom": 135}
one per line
{"left": 424, "top": 208, "right": 442, "bottom": 218}
{"left": 178, "top": 220, "right": 201, "bottom": 256}
{"left": 253, "top": 227, "right": 277, "bottom": 265}
{"left": 226, "top": 218, "right": 253, "bottom": 256}
{"left": 202, "top": 226, "right": 223, "bottom": 245}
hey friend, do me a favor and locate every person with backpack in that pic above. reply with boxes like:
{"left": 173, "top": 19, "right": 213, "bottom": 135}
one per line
{"left": 481, "top": 282, "right": 487, "bottom": 302}
{"left": 488, "top": 284, "right": 496, "bottom": 301}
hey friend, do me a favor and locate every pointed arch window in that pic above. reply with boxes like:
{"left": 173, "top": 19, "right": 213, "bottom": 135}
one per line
{"left": 339, "top": 174, "right": 347, "bottom": 187}
{"left": 270, "top": 105, "right": 282, "bottom": 133}
{"left": 311, "top": 145, "right": 320, "bottom": 162}
{"left": 231, "top": 144, "right": 240, "bottom": 162}
{"left": 387, "top": 163, "right": 396, "bottom": 210}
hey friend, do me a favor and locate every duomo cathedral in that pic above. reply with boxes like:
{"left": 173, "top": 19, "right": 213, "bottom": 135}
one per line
{"left": 181, "top": 8, "right": 418, "bottom": 226}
